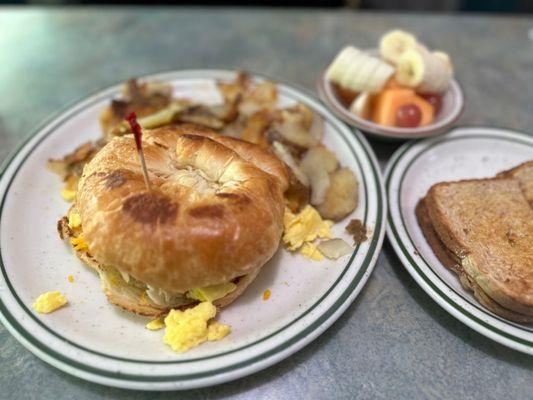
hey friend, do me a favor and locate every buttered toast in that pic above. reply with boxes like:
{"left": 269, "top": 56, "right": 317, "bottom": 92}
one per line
{"left": 417, "top": 161, "right": 533, "bottom": 323}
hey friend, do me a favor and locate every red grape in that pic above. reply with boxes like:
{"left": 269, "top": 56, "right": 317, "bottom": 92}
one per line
{"left": 396, "top": 104, "right": 422, "bottom": 128}
{"left": 421, "top": 94, "right": 443, "bottom": 114}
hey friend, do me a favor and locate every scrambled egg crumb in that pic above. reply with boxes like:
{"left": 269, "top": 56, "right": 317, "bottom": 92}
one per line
{"left": 60, "top": 188, "right": 76, "bottom": 202}
{"left": 163, "top": 302, "right": 230, "bottom": 353}
{"left": 146, "top": 318, "right": 165, "bottom": 331}
{"left": 263, "top": 289, "right": 271, "bottom": 301}
{"left": 207, "top": 321, "right": 231, "bottom": 341}
{"left": 299, "top": 242, "right": 324, "bottom": 261}
{"left": 33, "top": 291, "right": 68, "bottom": 314}
{"left": 67, "top": 275, "right": 74, "bottom": 283}
{"left": 68, "top": 212, "right": 82, "bottom": 229}
{"left": 70, "top": 236, "right": 88, "bottom": 251}
{"left": 283, "top": 205, "right": 332, "bottom": 256}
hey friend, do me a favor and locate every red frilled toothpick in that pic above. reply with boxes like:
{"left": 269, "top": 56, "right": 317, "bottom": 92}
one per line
{"left": 126, "top": 112, "right": 151, "bottom": 191}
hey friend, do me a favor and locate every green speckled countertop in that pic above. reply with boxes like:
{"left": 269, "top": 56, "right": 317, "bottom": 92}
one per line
{"left": 1, "top": 7, "right": 532, "bottom": 399}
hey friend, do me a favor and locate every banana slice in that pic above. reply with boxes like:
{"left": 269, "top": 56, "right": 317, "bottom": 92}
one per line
{"left": 365, "top": 62, "right": 395, "bottom": 93}
{"left": 395, "top": 48, "right": 425, "bottom": 87}
{"left": 340, "top": 57, "right": 364, "bottom": 89}
{"left": 421, "top": 50, "right": 453, "bottom": 93}
{"left": 361, "top": 55, "right": 395, "bottom": 93}
{"left": 352, "top": 56, "right": 380, "bottom": 92}
{"left": 379, "top": 29, "right": 418, "bottom": 65}
{"left": 434, "top": 50, "right": 452, "bottom": 67}
{"left": 326, "top": 47, "right": 361, "bottom": 83}
{"left": 395, "top": 46, "right": 453, "bottom": 94}
{"left": 357, "top": 57, "right": 380, "bottom": 92}
{"left": 327, "top": 45, "right": 398, "bottom": 93}
{"left": 349, "top": 92, "right": 372, "bottom": 119}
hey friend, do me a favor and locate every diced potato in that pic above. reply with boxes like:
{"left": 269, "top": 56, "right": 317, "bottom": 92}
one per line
{"left": 242, "top": 111, "right": 271, "bottom": 147}
{"left": 301, "top": 146, "right": 339, "bottom": 174}
{"left": 301, "top": 146, "right": 340, "bottom": 206}
{"left": 272, "top": 141, "right": 309, "bottom": 186}
{"left": 317, "top": 168, "right": 358, "bottom": 221}
{"left": 285, "top": 172, "right": 310, "bottom": 212}
{"left": 317, "top": 238, "right": 353, "bottom": 259}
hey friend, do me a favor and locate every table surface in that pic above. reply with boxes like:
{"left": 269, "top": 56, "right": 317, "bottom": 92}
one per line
{"left": 1, "top": 7, "right": 532, "bottom": 400}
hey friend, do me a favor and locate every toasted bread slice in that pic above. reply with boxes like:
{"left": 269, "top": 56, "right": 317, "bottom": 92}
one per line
{"left": 415, "top": 199, "right": 458, "bottom": 270}
{"left": 498, "top": 160, "right": 533, "bottom": 206}
{"left": 424, "top": 177, "right": 533, "bottom": 317}
{"left": 416, "top": 199, "right": 533, "bottom": 323}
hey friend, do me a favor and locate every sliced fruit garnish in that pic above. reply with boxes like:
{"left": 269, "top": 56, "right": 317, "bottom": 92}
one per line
{"left": 379, "top": 29, "right": 418, "bottom": 65}
{"left": 396, "top": 103, "right": 422, "bottom": 128}
{"left": 396, "top": 46, "right": 453, "bottom": 94}
{"left": 372, "top": 88, "right": 434, "bottom": 127}
{"left": 420, "top": 93, "right": 443, "bottom": 115}
{"left": 326, "top": 46, "right": 394, "bottom": 93}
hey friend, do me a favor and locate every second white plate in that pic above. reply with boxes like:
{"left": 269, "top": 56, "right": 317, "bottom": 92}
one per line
{"left": 385, "top": 126, "right": 533, "bottom": 354}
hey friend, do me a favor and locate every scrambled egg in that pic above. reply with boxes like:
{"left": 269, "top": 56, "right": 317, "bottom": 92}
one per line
{"left": 299, "top": 242, "right": 324, "bottom": 261}
{"left": 68, "top": 211, "right": 81, "bottom": 229}
{"left": 60, "top": 176, "right": 78, "bottom": 202}
{"left": 163, "top": 302, "right": 230, "bottom": 353}
{"left": 67, "top": 275, "right": 74, "bottom": 283}
{"left": 187, "top": 282, "right": 237, "bottom": 302}
{"left": 207, "top": 321, "right": 231, "bottom": 341}
{"left": 33, "top": 291, "right": 68, "bottom": 314}
{"left": 70, "top": 236, "right": 88, "bottom": 251}
{"left": 146, "top": 318, "right": 165, "bottom": 331}
{"left": 60, "top": 188, "right": 76, "bottom": 202}
{"left": 283, "top": 205, "right": 332, "bottom": 259}
{"left": 263, "top": 289, "right": 271, "bottom": 301}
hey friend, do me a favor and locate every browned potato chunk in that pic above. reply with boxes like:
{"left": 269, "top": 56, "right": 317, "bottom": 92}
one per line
{"left": 217, "top": 72, "right": 251, "bottom": 105}
{"left": 301, "top": 146, "right": 339, "bottom": 174}
{"left": 317, "top": 168, "right": 358, "bottom": 221}
{"left": 285, "top": 172, "right": 311, "bottom": 212}
{"left": 239, "top": 81, "right": 278, "bottom": 116}
{"left": 242, "top": 111, "right": 272, "bottom": 148}
{"left": 272, "top": 104, "right": 319, "bottom": 149}
{"left": 301, "top": 146, "right": 340, "bottom": 205}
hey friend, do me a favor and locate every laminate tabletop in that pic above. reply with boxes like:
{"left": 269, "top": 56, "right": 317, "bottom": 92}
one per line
{"left": 0, "top": 7, "right": 532, "bottom": 399}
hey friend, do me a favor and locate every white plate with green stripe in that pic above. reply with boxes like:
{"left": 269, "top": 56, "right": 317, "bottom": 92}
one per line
{"left": 0, "top": 70, "right": 386, "bottom": 390}
{"left": 385, "top": 126, "right": 533, "bottom": 354}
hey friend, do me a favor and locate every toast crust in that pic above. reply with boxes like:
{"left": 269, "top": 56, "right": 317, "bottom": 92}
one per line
{"left": 416, "top": 199, "right": 533, "bottom": 323}
{"left": 424, "top": 176, "right": 533, "bottom": 315}
{"left": 415, "top": 199, "right": 457, "bottom": 269}
{"left": 498, "top": 160, "right": 533, "bottom": 206}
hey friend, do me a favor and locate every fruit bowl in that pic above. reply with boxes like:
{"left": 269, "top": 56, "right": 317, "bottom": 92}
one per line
{"left": 317, "top": 49, "right": 465, "bottom": 141}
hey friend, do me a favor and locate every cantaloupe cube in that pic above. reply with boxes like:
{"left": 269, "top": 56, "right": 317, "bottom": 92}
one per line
{"left": 371, "top": 88, "right": 434, "bottom": 127}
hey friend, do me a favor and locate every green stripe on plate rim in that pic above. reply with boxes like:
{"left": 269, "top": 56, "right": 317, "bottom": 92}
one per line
{"left": 386, "top": 128, "right": 533, "bottom": 348}
{"left": 0, "top": 70, "right": 385, "bottom": 382}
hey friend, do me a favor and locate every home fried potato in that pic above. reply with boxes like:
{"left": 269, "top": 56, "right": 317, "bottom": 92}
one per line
{"left": 317, "top": 168, "right": 358, "bottom": 221}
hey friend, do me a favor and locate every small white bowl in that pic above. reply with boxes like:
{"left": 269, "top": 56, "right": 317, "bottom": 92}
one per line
{"left": 317, "top": 51, "right": 465, "bottom": 140}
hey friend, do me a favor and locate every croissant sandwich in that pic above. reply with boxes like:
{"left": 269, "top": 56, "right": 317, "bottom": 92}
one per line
{"left": 58, "top": 123, "right": 289, "bottom": 317}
